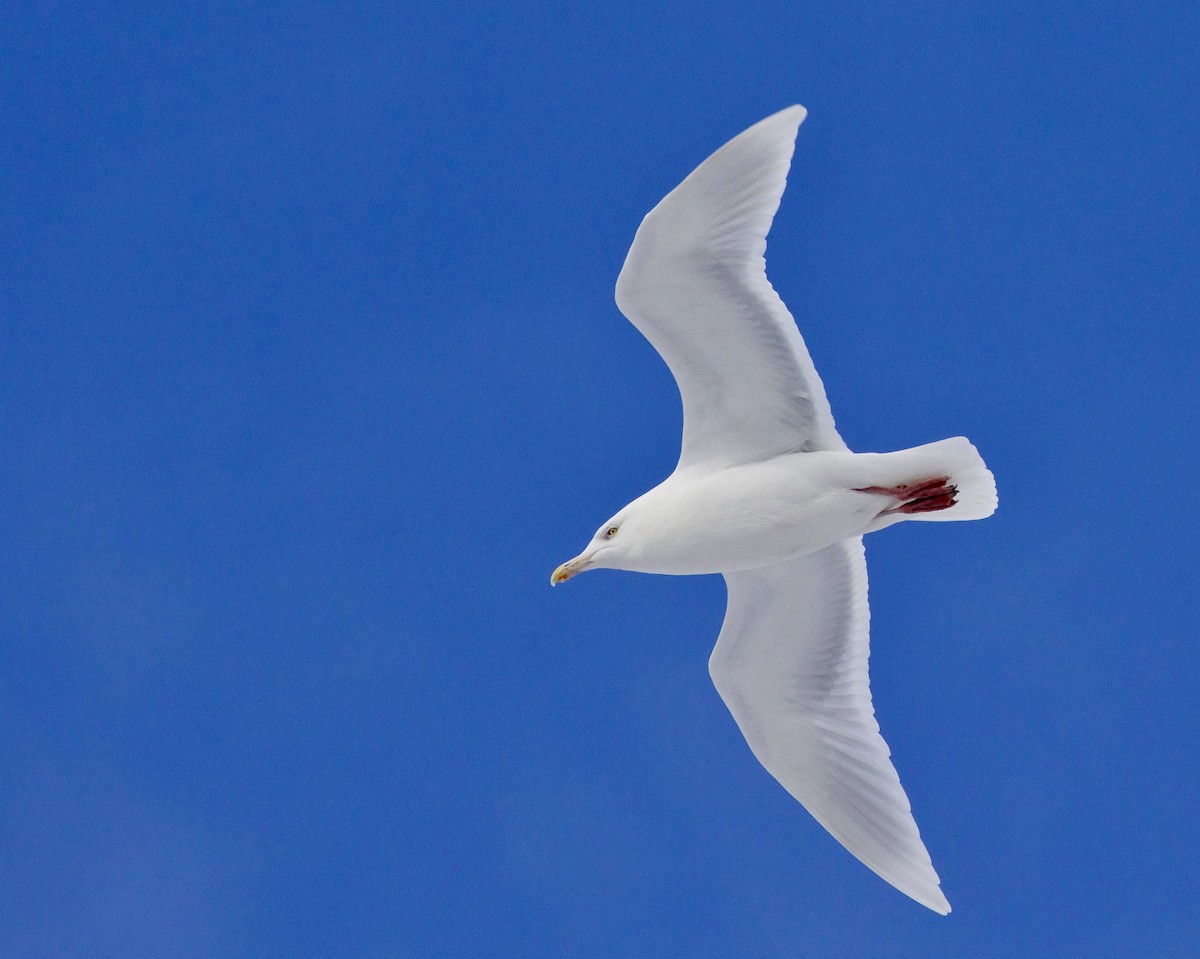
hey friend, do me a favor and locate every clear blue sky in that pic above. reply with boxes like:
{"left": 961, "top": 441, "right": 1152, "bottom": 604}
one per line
{"left": 2, "top": 2, "right": 1197, "bottom": 956}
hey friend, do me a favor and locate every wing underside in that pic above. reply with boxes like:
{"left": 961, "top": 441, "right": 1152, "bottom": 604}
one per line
{"left": 614, "top": 106, "right": 847, "bottom": 469}
{"left": 709, "top": 538, "right": 951, "bottom": 914}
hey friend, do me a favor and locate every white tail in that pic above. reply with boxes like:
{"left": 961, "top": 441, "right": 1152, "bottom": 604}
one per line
{"left": 898, "top": 436, "right": 998, "bottom": 522}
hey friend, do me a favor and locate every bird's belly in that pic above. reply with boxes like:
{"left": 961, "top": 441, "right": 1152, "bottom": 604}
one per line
{"left": 630, "top": 457, "right": 881, "bottom": 575}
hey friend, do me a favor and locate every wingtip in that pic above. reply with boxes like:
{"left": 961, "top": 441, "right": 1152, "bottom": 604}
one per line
{"left": 914, "top": 884, "right": 952, "bottom": 915}
{"left": 756, "top": 104, "right": 808, "bottom": 132}
{"left": 890, "top": 858, "right": 951, "bottom": 915}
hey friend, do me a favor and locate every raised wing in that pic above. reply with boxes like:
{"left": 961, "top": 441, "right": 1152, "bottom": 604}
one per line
{"left": 708, "top": 538, "right": 951, "bottom": 914}
{"left": 614, "top": 106, "right": 847, "bottom": 470}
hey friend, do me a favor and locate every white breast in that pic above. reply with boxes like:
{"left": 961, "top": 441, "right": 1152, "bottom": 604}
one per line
{"left": 623, "top": 452, "right": 882, "bottom": 575}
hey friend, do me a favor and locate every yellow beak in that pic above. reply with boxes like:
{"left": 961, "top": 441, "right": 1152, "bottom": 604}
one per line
{"left": 550, "top": 554, "right": 591, "bottom": 586}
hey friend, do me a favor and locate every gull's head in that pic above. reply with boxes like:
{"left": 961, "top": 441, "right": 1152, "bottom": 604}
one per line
{"left": 551, "top": 510, "right": 637, "bottom": 586}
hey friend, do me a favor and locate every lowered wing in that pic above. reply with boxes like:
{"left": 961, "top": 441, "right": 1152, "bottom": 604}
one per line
{"left": 708, "top": 537, "right": 951, "bottom": 914}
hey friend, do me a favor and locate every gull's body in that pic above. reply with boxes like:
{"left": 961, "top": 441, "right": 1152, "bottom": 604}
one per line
{"left": 576, "top": 443, "right": 991, "bottom": 578}
{"left": 552, "top": 106, "right": 997, "bottom": 914}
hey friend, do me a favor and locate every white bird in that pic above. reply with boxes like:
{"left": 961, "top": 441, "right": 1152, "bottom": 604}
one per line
{"left": 551, "top": 105, "right": 996, "bottom": 914}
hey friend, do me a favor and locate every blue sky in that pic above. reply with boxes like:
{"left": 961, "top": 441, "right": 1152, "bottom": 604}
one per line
{"left": 2, "top": 2, "right": 1197, "bottom": 956}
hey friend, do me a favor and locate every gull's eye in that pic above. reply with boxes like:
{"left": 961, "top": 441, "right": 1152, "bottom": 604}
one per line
{"left": 605, "top": 526, "right": 619, "bottom": 538}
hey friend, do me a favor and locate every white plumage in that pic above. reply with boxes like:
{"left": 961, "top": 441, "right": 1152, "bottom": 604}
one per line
{"left": 552, "top": 106, "right": 996, "bottom": 914}
{"left": 614, "top": 106, "right": 847, "bottom": 466}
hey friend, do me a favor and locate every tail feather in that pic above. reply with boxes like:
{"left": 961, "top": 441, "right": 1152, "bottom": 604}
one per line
{"left": 902, "top": 437, "right": 997, "bottom": 522}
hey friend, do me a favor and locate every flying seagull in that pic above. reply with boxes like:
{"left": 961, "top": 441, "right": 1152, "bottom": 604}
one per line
{"left": 551, "top": 106, "right": 996, "bottom": 914}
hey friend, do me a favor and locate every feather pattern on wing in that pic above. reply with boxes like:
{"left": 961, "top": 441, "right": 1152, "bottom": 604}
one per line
{"left": 614, "top": 106, "right": 847, "bottom": 469}
{"left": 709, "top": 537, "right": 951, "bottom": 914}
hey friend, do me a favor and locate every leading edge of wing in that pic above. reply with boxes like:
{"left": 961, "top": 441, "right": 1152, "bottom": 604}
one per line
{"left": 708, "top": 538, "right": 951, "bottom": 914}
{"left": 614, "top": 106, "right": 847, "bottom": 468}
